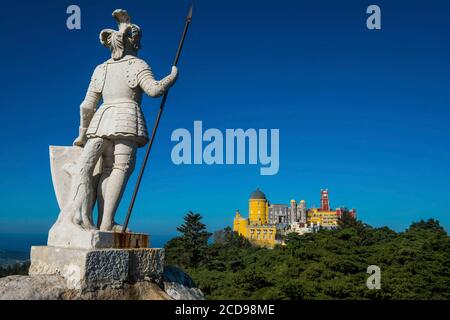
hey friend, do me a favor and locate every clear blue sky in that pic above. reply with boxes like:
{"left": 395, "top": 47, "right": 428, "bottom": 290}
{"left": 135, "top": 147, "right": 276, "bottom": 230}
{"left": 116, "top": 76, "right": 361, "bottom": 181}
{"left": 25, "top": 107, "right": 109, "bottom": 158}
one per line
{"left": 0, "top": 0, "right": 449, "bottom": 240}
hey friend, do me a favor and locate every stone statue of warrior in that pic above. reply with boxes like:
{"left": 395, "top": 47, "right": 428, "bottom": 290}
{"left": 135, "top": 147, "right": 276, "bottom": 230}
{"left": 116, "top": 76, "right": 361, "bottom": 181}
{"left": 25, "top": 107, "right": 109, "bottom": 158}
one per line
{"left": 49, "top": 9, "right": 178, "bottom": 234}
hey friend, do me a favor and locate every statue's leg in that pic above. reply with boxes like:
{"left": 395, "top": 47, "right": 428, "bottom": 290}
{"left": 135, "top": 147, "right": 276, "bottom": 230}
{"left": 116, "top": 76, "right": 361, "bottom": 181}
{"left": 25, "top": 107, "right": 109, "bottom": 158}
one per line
{"left": 96, "top": 139, "right": 114, "bottom": 228}
{"left": 99, "top": 139, "right": 137, "bottom": 231}
{"left": 59, "top": 137, "right": 105, "bottom": 229}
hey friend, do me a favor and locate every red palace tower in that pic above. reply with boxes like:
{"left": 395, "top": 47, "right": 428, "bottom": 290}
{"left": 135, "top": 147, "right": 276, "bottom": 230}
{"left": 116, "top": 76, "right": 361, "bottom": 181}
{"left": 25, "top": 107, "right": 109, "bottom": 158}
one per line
{"left": 320, "top": 189, "right": 330, "bottom": 211}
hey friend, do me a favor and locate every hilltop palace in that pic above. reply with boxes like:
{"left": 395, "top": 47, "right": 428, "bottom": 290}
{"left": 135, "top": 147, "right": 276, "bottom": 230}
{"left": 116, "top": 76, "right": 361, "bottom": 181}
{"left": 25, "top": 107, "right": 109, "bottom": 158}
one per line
{"left": 233, "top": 188, "right": 356, "bottom": 248}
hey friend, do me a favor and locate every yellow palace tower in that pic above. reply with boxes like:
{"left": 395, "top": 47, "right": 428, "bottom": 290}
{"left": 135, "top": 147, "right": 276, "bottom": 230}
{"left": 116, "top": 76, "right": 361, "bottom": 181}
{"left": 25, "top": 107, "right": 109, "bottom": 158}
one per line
{"left": 248, "top": 188, "right": 269, "bottom": 225}
{"left": 233, "top": 188, "right": 277, "bottom": 248}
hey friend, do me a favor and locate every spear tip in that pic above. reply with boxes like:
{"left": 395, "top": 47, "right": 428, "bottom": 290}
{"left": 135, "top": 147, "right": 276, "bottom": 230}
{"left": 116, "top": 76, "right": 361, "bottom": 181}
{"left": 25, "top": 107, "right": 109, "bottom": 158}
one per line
{"left": 187, "top": 4, "right": 193, "bottom": 21}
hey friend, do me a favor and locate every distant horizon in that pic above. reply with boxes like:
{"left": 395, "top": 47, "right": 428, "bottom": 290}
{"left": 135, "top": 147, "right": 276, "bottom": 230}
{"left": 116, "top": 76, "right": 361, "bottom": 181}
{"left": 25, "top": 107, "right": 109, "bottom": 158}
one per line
{"left": 0, "top": 233, "right": 176, "bottom": 253}
{"left": 0, "top": 215, "right": 447, "bottom": 254}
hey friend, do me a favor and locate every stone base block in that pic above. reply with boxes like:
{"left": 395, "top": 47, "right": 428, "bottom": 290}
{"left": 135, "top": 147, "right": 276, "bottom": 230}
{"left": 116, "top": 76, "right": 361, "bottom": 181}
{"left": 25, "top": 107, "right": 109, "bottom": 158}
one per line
{"left": 48, "top": 222, "right": 148, "bottom": 249}
{"left": 29, "top": 246, "right": 164, "bottom": 291}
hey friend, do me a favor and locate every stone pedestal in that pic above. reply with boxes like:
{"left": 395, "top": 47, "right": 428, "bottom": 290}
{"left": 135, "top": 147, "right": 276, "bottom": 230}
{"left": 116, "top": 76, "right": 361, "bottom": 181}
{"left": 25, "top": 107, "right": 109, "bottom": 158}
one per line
{"left": 34, "top": 222, "right": 160, "bottom": 292}
{"left": 29, "top": 246, "right": 164, "bottom": 291}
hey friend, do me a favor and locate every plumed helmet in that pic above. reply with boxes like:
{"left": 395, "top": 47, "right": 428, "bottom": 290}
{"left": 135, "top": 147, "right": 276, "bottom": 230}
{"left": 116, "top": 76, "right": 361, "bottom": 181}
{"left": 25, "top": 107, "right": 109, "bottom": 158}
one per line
{"left": 99, "top": 9, "right": 142, "bottom": 60}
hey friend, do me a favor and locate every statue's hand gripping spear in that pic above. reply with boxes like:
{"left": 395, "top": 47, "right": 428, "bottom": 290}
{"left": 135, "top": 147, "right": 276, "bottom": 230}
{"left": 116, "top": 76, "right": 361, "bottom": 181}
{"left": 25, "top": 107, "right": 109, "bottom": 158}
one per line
{"left": 122, "top": 5, "right": 193, "bottom": 232}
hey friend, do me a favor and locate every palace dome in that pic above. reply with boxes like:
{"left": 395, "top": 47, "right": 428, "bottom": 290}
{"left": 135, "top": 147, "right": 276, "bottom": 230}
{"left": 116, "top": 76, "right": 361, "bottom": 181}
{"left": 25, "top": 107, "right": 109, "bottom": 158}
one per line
{"left": 250, "top": 188, "right": 267, "bottom": 200}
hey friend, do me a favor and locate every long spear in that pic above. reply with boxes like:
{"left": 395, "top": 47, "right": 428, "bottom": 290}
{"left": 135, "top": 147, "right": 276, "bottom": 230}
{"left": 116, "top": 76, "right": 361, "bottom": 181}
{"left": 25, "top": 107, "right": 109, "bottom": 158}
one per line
{"left": 122, "top": 5, "right": 193, "bottom": 232}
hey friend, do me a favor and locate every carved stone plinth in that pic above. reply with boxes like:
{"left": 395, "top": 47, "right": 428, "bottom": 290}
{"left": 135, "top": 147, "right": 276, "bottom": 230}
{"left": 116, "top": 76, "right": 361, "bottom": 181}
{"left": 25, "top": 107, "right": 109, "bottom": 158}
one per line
{"left": 29, "top": 246, "right": 164, "bottom": 291}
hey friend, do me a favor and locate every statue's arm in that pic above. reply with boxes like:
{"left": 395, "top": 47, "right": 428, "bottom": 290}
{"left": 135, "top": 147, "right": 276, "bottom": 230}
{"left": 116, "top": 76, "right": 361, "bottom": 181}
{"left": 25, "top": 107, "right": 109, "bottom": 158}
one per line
{"left": 138, "top": 66, "right": 178, "bottom": 98}
{"left": 73, "top": 64, "right": 105, "bottom": 147}
{"left": 80, "top": 89, "right": 101, "bottom": 128}
{"left": 73, "top": 87, "right": 101, "bottom": 147}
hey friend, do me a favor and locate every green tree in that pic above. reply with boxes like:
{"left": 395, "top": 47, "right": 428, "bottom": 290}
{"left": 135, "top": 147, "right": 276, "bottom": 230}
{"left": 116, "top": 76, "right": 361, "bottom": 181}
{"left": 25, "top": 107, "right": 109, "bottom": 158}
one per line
{"left": 212, "top": 227, "right": 251, "bottom": 248}
{"left": 165, "top": 211, "right": 212, "bottom": 269}
{"left": 0, "top": 262, "right": 30, "bottom": 278}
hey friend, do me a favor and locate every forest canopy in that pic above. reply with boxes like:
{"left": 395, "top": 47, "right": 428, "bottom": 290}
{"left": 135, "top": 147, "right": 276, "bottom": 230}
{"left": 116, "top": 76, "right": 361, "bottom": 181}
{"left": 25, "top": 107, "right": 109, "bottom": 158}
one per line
{"left": 165, "top": 213, "right": 450, "bottom": 300}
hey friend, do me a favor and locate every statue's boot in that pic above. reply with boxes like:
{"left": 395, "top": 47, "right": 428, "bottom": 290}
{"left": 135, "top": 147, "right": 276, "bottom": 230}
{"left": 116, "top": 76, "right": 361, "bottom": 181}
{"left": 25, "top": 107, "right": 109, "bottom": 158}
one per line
{"left": 99, "top": 167, "right": 131, "bottom": 231}
{"left": 96, "top": 140, "right": 114, "bottom": 229}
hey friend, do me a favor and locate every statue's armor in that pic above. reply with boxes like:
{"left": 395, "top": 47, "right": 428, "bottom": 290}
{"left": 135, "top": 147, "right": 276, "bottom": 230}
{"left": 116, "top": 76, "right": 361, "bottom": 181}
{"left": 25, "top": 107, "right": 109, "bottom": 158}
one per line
{"left": 85, "top": 55, "right": 169, "bottom": 147}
